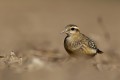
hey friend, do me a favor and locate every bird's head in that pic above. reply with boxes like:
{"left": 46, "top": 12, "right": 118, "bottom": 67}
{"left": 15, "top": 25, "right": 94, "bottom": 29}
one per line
{"left": 61, "top": 24, "right": 80, "bottom": 36}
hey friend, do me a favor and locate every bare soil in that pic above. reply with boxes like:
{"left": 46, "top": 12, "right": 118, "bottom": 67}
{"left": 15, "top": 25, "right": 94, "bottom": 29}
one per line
{"left": 0, "top": 0, "right": 120, "bottom": 80}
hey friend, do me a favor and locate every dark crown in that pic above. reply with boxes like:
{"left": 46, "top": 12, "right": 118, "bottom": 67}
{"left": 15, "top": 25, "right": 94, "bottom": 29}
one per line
{"left": 65, "top": 24, "right": 78, "bottom": 28}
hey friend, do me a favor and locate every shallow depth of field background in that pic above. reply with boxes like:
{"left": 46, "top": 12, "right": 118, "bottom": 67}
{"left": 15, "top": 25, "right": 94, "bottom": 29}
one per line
{"left": 0, "top": 0, "right": 120, "bottom": 80}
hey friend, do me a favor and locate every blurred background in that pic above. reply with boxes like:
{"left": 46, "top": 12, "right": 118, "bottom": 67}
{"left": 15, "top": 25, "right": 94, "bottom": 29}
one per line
{"left": 0, "top": 0, "right": 120, "bottom": 80}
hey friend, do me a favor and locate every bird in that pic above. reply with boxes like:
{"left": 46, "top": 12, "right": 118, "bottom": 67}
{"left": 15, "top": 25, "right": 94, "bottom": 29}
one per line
{"left": 62, "top": 24, "right": 103, "bottom": 58}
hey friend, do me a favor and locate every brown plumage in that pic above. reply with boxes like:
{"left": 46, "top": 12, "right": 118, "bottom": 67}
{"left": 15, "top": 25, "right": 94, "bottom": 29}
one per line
{"left": 62, "top": 24, "right": 103, "bottom": 58}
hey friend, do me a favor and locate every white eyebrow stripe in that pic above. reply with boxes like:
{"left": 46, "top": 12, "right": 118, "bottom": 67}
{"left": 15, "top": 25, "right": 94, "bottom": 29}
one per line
{"left": 73, "top": 26, "right": 79, "bottom": 29}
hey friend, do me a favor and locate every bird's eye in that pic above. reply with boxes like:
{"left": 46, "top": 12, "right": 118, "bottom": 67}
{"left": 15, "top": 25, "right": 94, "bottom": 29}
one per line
{"left": 71, "top": 28, "right": 75, "bottom": 31}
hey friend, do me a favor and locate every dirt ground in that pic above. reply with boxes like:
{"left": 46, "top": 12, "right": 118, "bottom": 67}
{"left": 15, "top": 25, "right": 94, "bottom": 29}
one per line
{"left": 0, "top": 0, "right": 120, "bottom": 80}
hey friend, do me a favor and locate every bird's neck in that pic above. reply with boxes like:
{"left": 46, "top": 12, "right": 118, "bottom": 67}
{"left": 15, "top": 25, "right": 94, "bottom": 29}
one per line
{"left": 67, "top": 33, "right": 81, "bottom": 41}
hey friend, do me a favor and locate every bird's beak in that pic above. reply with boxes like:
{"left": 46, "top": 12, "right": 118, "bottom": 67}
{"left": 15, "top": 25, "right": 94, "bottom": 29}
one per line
{"left": 61, "top": 30, "right": 66, "bottom": 34}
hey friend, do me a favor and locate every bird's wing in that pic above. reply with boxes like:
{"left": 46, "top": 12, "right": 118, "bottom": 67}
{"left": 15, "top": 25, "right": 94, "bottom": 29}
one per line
{"left": 81, "top": 34, "right": 97, "bottom": 49}
{"left": 88, "top": 39, "right": 97, "bottom": 49}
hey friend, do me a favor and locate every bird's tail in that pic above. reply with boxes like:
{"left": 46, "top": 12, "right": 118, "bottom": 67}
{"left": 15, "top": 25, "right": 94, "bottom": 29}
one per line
{"left": 97, "top": 49, "right": 103, "bottom": 54}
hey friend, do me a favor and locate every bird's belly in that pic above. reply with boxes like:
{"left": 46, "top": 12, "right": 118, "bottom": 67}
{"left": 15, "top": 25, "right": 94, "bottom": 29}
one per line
{"left": 65, "top": 45, "right": 96, "bottom": 57}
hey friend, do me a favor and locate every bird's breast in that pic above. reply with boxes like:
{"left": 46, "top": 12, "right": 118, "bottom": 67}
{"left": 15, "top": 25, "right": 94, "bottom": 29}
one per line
{"left": 64, "top": 36, "right": 82, "bottom": 52}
